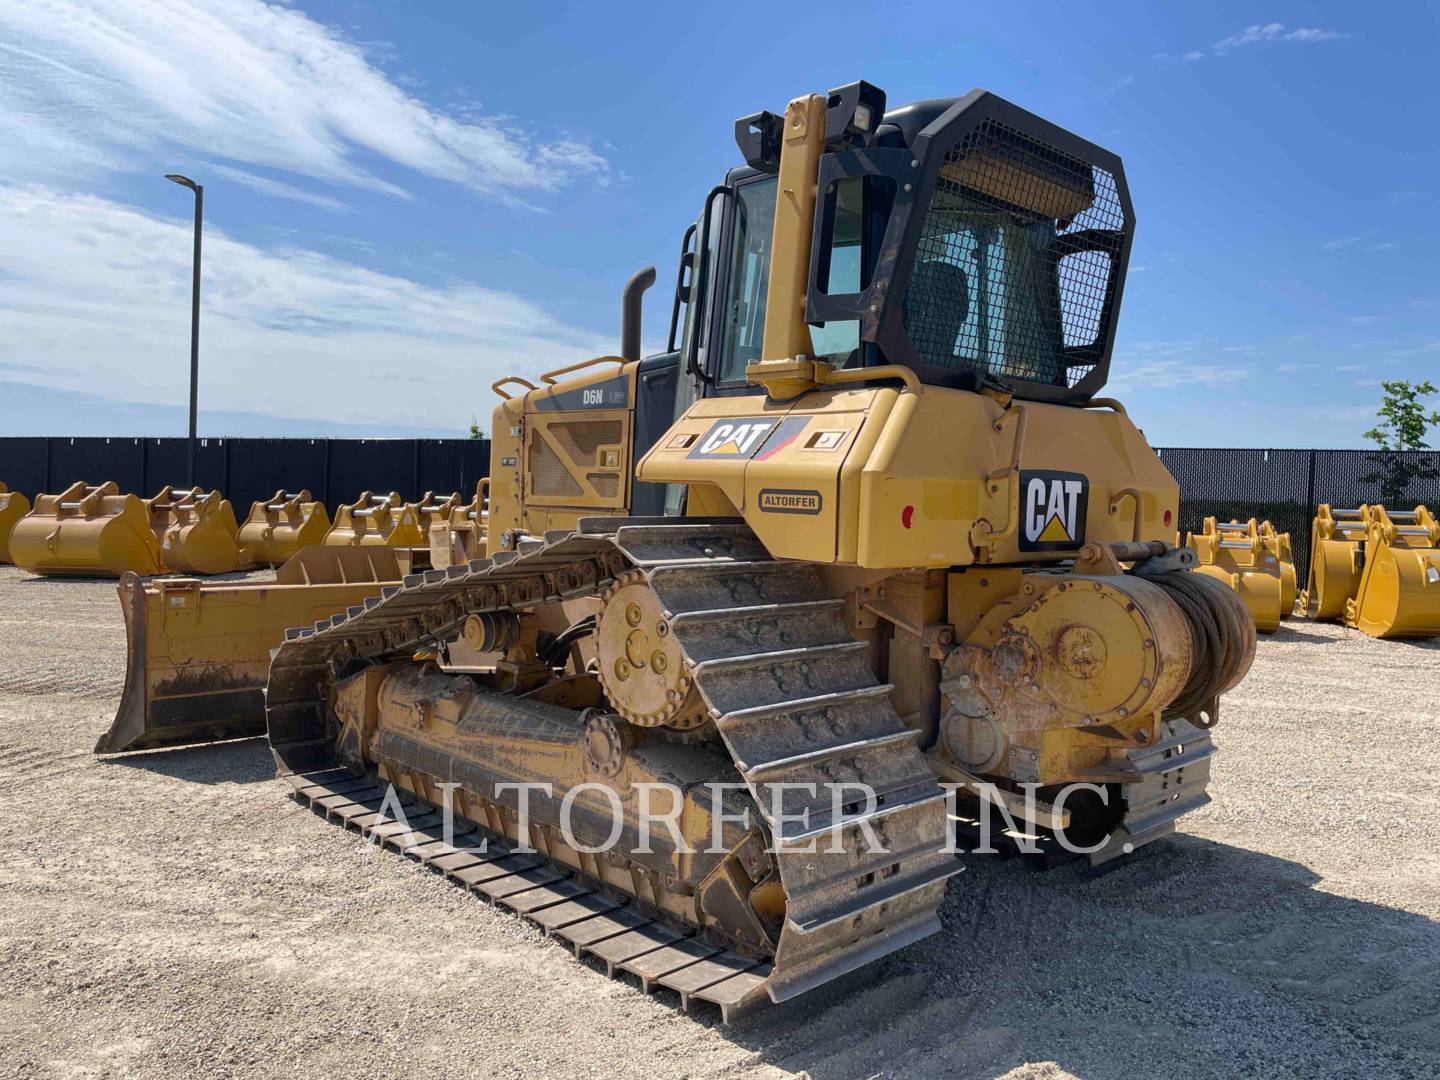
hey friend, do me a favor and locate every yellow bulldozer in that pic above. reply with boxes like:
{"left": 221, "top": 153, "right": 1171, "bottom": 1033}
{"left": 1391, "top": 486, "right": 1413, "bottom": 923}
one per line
{"left": 0, "top": 483, "right": 30, "bottom": 564}
{"left": 104, "top": 82, "right": 1258, "bottom": 1019}
{"left": 1302, "top": 503, "right": 1440, "bottom": 638}
{"left": 1182, "top": 517, "right": 1296, "bottom": 632}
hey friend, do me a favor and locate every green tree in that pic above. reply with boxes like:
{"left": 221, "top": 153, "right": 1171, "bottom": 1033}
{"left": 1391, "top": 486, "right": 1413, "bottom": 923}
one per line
{"left": 1360, "top": 379, "right": 1439, "bottom": 506}
{"left": 468, "top": 418, "right": 487, "bottom": 440}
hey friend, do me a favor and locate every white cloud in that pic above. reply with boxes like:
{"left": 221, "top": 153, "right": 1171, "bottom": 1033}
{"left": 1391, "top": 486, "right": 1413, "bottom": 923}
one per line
{"left": 207, "top": 165, "right": 352, "bottom": 213}
{"left": 0, "top": 185, "right": 616, "bottom": 430}
{"left": 1321, "top": 236, "right": 1361, "bottom": 251}
{"left": 1157, "top": 23, "right": 1346, "bottom": 65}
{"left": 1108, "top": 355, "right": 1246, "bottom": 393}
{"left": 0, "top": 0, "right": 607, "bottom": 201}
{"left": 1153, "top": 50, "right": 1206, "bottom": 64}
{"left": 1215, "top": 24, "right": 1346, "bottom": 50}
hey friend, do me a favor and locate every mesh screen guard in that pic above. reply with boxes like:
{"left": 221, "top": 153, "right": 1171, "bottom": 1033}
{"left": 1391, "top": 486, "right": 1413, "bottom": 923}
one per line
{"left": 809, "top": 91, "right": 1134, "bottom": 404}
{"left": 903, "top": 119, "right": 1126, "bottom": 388}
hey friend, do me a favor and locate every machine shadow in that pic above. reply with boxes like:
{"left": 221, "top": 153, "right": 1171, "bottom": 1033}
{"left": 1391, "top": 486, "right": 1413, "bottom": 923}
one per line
{"left": 1267, "top": 623, "right": 1340, "bottom": 644}
{"left": 101, "top": 736, "right": 274, "bottom": 784}
{"left": 711, "top": 834, "right": 1440, "bottom": 1080}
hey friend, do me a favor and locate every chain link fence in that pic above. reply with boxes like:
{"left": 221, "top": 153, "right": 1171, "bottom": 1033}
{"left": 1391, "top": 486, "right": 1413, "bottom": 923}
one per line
{"left": 1156, "top": 447, "right": 1440, "bottom": 583}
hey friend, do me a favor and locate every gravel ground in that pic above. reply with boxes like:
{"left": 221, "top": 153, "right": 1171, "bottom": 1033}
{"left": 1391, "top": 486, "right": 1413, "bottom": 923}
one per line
{"left": 0, "top": 563, "right": 1436, "bottom": 1080}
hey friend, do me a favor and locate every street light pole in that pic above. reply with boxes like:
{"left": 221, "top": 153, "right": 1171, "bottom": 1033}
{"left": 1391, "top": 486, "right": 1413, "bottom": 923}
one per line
{"left": 165, "top": 174, "right": 203, "bottom": 487}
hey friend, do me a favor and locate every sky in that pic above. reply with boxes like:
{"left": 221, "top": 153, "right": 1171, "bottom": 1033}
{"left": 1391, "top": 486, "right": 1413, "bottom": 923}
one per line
{"left": 0, "top": 0, "right": 1436, "bottom": 447}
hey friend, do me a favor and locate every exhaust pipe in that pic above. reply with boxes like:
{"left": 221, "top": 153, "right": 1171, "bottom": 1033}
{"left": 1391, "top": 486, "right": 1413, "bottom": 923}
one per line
{"left": 620, "top": 265, "right": 656, "bottom": 362}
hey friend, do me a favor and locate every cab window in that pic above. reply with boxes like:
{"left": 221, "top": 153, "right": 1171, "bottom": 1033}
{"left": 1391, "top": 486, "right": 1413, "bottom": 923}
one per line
{"left": 717, "top": 178, "right": 776, "bottom": 384}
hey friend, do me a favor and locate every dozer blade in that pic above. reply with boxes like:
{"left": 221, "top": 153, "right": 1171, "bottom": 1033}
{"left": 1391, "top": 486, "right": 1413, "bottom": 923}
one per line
{"left": 10, "top": 481, "right": 164, "bottom": 577}
{"left": 97, "top": 546, "right": 402, "bottom": 753}
{"left": 0, "top": 483, "right": 31, "bottom": 564}
{"left": 1345, "top": 506, "right": 1440, "bottom": 639}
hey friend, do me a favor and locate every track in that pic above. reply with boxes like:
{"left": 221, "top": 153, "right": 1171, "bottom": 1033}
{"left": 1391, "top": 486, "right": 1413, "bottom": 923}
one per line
{"left": 265, "top": 518, "right": 961, "bottom": 1020}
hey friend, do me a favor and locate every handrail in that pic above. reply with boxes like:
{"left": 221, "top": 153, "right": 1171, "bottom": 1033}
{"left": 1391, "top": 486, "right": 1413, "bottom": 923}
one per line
{"left": 491, "top": 376, "right": 538, "bottom": 400}
{"left": 1084, "top": 397, "right": 1127, "bottom": 415}
{"left": 538, "top": 355, "right": 625, "bottom": 386}
{"left": 817, "top": 362, "right": 921, "bottom": 394}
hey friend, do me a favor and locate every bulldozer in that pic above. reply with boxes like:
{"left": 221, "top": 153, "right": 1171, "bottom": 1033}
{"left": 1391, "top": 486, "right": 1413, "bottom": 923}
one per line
{"left": 238, "top": 489, "right": 331, "bottom": 565}
{"left": 109, "top": 83, "right": 1258, "bottom": 1019}
{"left": 1182, "top": 517, "right": 1295, "bottom": 632}
{"left": 0, "top": 482, "right": 30, "bottom": 564}
{"left": 1302, "top": 503, "right": 1440, "bottom": 638}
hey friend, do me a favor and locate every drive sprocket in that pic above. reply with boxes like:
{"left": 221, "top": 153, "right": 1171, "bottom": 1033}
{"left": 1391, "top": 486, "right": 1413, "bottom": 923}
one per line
{"left": 595, "top": 570, "right": 709, "bottom": 730}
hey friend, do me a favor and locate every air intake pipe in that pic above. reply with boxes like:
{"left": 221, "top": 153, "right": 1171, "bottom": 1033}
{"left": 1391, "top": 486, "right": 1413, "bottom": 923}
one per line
{"left": 620, "top": 265, "right": 656, "bottom": 362}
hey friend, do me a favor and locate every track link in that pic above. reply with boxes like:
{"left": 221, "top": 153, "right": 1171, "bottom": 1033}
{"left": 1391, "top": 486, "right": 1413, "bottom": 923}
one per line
{"left": 266, "top": 517, "right": 960, "bottom": 1019}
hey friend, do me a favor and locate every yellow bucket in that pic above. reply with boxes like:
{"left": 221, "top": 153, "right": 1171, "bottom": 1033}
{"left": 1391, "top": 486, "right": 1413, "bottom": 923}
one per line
{"left": 9, "top": 481, "right": 163, "bottom": 577}
{"left": 1300, "top": 504, "right": 1368, "bottom": 620}
{"left": 147, "top": 486, "right": 252, "bottom": 575}
{"left": 1346, "top": 505, "right": 1440, "bottom": 638}
{"left": 0, "top": 483, "right": 32, "bottom": 564}
{"left": 324, "top": 491, "right": 424, "bottom": 547}
{"left": 238, "top": 489, "right": 331, "bottom": 566}
{"left": 1183, "top": 517, "right": 1291, "bottom": 632}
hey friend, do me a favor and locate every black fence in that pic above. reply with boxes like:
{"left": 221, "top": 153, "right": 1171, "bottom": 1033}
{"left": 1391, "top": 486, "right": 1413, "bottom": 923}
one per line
{"left": 3, "top": 438, "right": 1436, "bottom": 582}
{"left": 0, "top": 436, "right": 493, "bottom": 513}
{"left": 1156, "top": 447, "right": 1440, "bottom": 582}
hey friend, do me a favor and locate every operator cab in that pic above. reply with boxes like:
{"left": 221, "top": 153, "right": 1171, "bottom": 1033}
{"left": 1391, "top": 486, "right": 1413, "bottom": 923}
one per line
{"left": 638, "top": 81, "right": 1133, "bottom": 514}
{"left": 666, "top": 83, "right": 1132, "bottom": 411}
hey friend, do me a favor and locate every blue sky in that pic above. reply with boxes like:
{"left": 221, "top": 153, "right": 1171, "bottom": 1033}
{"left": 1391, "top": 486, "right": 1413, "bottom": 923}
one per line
{"left": 1, "top": 1, "right": 1435, "bottom": 446}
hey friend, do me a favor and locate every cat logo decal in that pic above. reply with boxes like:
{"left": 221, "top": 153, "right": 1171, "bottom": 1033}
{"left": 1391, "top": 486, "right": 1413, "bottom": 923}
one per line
{"left": 1019, "top": 470, "right": 1089, "bottom": 551}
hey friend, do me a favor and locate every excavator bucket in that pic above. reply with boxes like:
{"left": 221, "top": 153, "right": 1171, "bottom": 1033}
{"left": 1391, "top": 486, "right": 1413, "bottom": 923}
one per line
{"left": 428, "top": 479, "right": 489, "bottom": 569}
{"left": 9, "top": 481, "right": 164, "bottom": 577}
{"left": 147, "top": 486, "right": 253, "bottom": 575}
{"left": 324, "top": 491, "right": 425, "bottom": 548}
{"left": 1184, "top": 517, "right": 1292, "bottom": 632}
{"left": 1261, "top": 520, "right": 1298, "bottom": 614}
{"left": 414, "top": 490, "right": 464, "bottom": 536}
{"left": 237, "top": 489, "right": 331, "bottom": 565}
{"left": 1300, "top": 504, "right": 1369, "bottom": 620}
{"left": 0, "top": 483, "right": 31, "bottom": 564}
{"left": 97, "top": 545, "right": 402, "bottom": 753}
{"left": 1345, "top": 505, "right": 1440, "bottom": 638}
